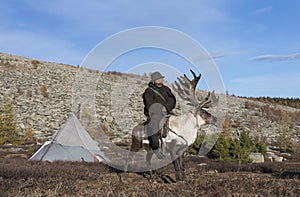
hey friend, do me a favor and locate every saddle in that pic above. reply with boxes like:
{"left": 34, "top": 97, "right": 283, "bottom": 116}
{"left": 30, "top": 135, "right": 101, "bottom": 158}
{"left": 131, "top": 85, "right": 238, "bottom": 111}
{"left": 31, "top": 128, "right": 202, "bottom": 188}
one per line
{"left": 140, "top": 116, "right": 170, "bottom": 138}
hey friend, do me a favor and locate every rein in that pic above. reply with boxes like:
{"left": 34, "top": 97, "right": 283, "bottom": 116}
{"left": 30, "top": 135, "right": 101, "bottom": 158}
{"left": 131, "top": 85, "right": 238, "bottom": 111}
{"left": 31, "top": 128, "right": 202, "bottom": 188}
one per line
{"left": 167, "top": 128, "right": 188, "bottom": 146}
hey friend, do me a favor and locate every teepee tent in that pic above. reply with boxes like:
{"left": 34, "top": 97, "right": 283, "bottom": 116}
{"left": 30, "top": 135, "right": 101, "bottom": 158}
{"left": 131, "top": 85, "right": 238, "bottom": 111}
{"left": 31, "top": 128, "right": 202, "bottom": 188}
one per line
{"left": 30, "top": 114, "right": 108, "bottom": 162}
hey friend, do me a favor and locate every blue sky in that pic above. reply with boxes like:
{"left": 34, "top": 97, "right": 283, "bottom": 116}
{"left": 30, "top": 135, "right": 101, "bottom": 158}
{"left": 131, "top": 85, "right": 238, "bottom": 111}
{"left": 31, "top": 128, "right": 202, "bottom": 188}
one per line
{"left": 0, "top": 0, "right": 299, "bottom": 98}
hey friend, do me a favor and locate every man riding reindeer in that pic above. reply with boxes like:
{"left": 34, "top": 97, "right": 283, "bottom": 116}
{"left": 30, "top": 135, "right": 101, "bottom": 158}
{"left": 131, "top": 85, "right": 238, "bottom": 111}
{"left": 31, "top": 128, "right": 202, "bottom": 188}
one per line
{"left": 123, "top": 70, "right": 218, "bottom": 181}
{"left": 142, "top": 71, "right": 176, "bottom": 159}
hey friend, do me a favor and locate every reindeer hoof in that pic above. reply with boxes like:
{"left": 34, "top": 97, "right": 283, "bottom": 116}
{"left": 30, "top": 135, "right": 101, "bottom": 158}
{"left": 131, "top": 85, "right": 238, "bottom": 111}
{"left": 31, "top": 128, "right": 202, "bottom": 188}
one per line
{"left": 148, "top": 178, "right": 158, "bottom": 184}
{"left": 118, "top": 172, "right": 128, "bottom": 183}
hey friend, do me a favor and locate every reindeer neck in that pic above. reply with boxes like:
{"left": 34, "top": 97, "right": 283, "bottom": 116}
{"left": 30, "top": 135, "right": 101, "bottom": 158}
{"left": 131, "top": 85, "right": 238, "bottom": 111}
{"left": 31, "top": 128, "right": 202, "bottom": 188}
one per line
{"left": 168, "top": 112, "right": 199, "bottom": 146}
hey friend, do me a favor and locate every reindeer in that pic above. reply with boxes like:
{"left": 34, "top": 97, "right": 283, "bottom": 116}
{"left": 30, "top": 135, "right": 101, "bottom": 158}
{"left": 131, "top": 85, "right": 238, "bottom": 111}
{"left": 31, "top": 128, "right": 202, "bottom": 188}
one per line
{"left": 123, "top": 70, "right": 218, "bottom": 182}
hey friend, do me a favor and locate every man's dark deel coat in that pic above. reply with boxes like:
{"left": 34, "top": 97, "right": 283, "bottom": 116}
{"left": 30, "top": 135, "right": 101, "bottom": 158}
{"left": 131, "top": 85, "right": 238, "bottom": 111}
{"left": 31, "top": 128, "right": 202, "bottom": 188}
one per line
{"left": 143, "top": 82, "right": 176, "bottom": 116}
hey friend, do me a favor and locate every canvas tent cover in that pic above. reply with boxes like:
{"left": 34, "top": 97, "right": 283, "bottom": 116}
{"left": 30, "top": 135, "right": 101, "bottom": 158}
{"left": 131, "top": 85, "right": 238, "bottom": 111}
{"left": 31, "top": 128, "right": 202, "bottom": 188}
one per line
{"left": 29, "top": 141, "right": 97, "bottom": 162}
{"left": 30, "top": 114, "right": 108, "bottom": 162}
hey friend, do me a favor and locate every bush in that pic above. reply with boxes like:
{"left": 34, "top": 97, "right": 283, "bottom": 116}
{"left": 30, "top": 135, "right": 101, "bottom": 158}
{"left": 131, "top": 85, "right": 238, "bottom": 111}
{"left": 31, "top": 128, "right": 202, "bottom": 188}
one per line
{"left": 188, "top": 131, "right": 267, "bottom": 164}
{"left": 186, "top": 134, "right": 205, "bottom": 154}
{"left": 41, "top": 85, "right": 49, "bottom": 98}
{"left": 255, "top": 141, "right": 267, "bottom": 155}
{"left": 24, "top": 125, "right": 35, "bottom": 140}
{"left": 0, "top": 101, "right": 21, "bottom": 144}
{"left": 31, "top": 60, "right": 40, "bottom": 69}
{"left": 4, "top": 61, "right": 11, "bottom": 67}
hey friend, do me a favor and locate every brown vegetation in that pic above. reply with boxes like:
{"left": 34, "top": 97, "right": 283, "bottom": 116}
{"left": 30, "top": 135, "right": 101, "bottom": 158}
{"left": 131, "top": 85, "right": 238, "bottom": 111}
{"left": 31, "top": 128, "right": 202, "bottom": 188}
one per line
{"left": 31, "top": 60, "right": 40, "bottom": 69}
{"left": 41, "top": 84, "right": 49, "bottom": 98}
{"left": 244, "top": 101, "right": 300, "bottom": 125}
{"left": 244, "top": 96, "right": 300, "bottom": 109}
{"left": 105, "top": 71, "right": 147, "bottom": 79}
{"left": 0, "top": 157, "right": 299, "bottom": 196}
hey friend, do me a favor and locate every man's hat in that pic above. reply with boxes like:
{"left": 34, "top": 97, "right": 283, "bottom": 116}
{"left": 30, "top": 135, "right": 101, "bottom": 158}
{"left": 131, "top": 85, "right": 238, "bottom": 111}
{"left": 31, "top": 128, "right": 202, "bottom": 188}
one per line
{"left": 151, "top": 72, "right": 165, "bottom": 82}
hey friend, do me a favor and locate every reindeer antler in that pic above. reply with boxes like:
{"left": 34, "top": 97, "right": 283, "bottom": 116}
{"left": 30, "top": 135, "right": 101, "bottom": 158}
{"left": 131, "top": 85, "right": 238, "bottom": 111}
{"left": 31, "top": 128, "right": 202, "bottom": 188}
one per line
{"left": 173, "top": 70, "right": 219, "bottom": 109}
{"left": 182, "top": 70, "right": 201, "bottom": 90}
{"left": 199, "top": 90, "right": 219, "bottom": 109}
{"left": 172, "top": 69, "right": 201, "bottom": 106}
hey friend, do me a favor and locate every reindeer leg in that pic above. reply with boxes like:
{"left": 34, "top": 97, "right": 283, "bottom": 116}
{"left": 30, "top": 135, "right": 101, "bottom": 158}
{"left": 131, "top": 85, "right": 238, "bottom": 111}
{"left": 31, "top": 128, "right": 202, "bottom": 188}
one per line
{"left": 119, "top": 149, "right": 135, "bottom": 183}
{"left": 124, "top": 151, "right": 133, "bottom": 172}
{"left": 178, "top": 154, "right": 186, "bottom": 182}
{"left": 174, "top": 159, "right": 182, "bottom": 182}
{"left": 122, "top": 124, "right": 143, "bottom": 182}
{"left": 175, "top": 145, "right": 187, "bottom": 182}
{"left": 145, "top": 151, "right": 154, "bottom": 181}
{"left": 169, "top": 150, "right": 181, "bottom": 182}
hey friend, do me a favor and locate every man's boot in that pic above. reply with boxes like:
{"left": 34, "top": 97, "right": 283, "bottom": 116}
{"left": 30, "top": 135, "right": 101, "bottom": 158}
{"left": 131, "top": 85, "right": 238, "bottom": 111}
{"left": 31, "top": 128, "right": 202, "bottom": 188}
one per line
{"left": 154, "top": 148, "right": 165, "bottom": 159}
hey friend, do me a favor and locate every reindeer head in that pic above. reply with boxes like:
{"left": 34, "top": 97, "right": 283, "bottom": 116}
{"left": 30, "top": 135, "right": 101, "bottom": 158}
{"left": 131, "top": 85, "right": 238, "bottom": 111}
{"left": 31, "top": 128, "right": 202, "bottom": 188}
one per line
{"left": 172, "top": 70, "right": 218, "bottom": 125}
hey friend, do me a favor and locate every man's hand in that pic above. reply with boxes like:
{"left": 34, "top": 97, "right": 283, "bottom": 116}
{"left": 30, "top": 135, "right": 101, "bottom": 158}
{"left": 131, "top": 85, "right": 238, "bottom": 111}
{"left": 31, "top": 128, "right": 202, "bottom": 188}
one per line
{"left": 162, "top": 106, "right": 167, "bottom": 112}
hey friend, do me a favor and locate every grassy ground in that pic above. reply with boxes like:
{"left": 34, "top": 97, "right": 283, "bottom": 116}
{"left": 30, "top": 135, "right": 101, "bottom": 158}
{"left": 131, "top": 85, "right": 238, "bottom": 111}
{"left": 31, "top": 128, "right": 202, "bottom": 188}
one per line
{"left": 0, "top": 156, "right": 299, "bottom": 196}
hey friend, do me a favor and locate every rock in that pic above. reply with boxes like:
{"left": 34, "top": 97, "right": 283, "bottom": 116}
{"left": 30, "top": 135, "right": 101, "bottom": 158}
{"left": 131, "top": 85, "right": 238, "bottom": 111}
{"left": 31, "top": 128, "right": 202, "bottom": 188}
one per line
{"left": 19, "top": 123, "right": 26, "bottom": 130}
{"left": 266, "top": 152, "right": 284, "bottom": 162}
{"left": 10, "top": 147, "right": 23, "bottom": 152}
{"left": 274, "top": 156, "right": 284, "bottom": 162}
{"left": 249, "top": 153, "right": 264, "bottom": 163}
{"left": 5, "top": 154, "right": 28, "bottom": 159}
{"left": 207, "top": 170, "right": 218, "bottom": 174}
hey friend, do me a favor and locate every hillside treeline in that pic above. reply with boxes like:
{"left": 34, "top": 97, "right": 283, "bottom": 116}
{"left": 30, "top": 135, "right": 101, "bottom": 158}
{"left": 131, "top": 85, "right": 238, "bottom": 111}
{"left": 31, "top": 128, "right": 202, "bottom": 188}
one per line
{"left": 240, "top": 96, "right": 300, "bottom": 109}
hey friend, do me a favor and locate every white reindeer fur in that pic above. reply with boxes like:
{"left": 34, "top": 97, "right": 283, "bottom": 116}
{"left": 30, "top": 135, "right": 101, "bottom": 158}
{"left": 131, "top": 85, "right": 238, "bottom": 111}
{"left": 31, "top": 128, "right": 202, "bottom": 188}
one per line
{"left": 165, "top": 112, "right": 205, "bottom": 146}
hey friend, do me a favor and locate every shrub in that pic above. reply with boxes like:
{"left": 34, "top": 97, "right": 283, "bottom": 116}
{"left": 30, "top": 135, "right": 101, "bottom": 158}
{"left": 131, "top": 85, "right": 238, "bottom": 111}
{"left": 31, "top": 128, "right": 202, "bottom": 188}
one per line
{"left": 210, "top": 134, "right": 231, "bottom": 160}
{"left": 277, "top": 124, "right": 295, "bottom": 153}
{"left": 24, "top": 125, "right": 35, "bottom": 140}
{"left": 255, "top": 141, "right": 267, "bottom": 155}
{"left": 222, "top": 118, "right": 232, "bottom": 138}
{"left": 188, "top": 131, "right": 267, "bottom": 164}
{"left": 0, "top": 101, "right": 21, "bottom": 144}
{"left": 31, "top": 60, "right": 40, "bottom": 69}
{"left": 41, "top": 85, "right": 49, "bottom": 98}
{"left": 4, "top": 61, "right": 11, "bottom": 67}
{"left": 186, "top": 134, "right": 205, "bottom": 154}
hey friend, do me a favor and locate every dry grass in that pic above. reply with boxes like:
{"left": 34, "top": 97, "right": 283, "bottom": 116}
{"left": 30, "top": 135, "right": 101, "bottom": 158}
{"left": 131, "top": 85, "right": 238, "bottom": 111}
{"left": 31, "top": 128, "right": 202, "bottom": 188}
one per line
{"left": 245, "top": 101, "right": 300, "bottom": 124}
{"left": 0, "top": 157, "right": 299, "bottom": 196}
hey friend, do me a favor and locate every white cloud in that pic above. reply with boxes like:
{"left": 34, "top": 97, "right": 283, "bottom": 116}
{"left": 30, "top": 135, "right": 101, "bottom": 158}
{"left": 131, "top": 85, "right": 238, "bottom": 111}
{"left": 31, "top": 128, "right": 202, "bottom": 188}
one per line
{"left": 254, "top": 6, "right": 273, "bottom": 14}
{"left": 251, "top": 53, "right": 300, "bottom": 62}
{"left": 210, "top": 51, "right": 244, "bottom": 59}
{"left": 191, "top": 51, "right": 244, "bottom": 62}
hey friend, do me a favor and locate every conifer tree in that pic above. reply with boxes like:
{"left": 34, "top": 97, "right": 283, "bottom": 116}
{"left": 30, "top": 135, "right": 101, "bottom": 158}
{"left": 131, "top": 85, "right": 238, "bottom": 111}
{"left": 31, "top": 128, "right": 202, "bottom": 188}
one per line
{"left": 210, "top": 134, "right": 230, "bottom": 160}
{"left": 0, "top": 101, "right": 20, "bottom": 144}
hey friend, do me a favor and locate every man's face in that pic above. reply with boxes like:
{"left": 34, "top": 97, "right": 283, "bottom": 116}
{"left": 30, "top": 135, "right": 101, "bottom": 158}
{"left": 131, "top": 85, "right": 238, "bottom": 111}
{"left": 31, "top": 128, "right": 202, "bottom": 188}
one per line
{"left": 154, "top": 78, "right": 164, "bottom": 88}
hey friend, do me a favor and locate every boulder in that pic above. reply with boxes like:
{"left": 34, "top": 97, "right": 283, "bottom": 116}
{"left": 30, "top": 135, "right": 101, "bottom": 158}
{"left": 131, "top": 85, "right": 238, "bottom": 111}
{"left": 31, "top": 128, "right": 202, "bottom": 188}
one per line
{"left": 266, "top": 151, "right": 284, "bottom": 162}
{"left": 5, "top": 154, "right": 28, "bottom": 159}
{"left": 249, "top": 153, "right": 264, "bottom": 163}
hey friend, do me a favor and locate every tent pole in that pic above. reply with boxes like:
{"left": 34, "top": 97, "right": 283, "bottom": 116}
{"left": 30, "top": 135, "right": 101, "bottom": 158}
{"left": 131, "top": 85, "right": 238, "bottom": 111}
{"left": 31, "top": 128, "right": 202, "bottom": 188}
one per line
{"left": 76, "top": 103, "right": 81, "bottom": 120}
{"left": 40, "top": 141, "right": 53, "bottom": 161}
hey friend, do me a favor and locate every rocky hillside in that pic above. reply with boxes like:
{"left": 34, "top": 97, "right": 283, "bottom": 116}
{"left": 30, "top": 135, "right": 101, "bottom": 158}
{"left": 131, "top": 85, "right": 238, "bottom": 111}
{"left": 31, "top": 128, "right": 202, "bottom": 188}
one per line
{"left": 0, "top": 52, "right": 299, "bottom": 150}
